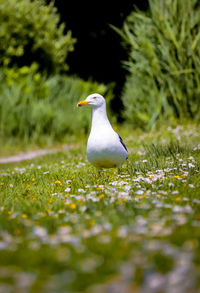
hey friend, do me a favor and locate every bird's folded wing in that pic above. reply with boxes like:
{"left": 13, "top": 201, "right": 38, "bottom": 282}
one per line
{"left": 118, "top": 134, "right": 128, "bottom": 152}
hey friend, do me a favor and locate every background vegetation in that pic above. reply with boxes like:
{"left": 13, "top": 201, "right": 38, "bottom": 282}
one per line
{"left": 0, "top": 0, "right": 199, "bottom": 139}
{"left": 0, "top": 65, "right": 113, "bottom": 144}
{"left": 120, "top": 0, "right": 200, "bottom": 128}
{"left": 0, "top": 0, "right": 114, "bottom": 145}
{"left": 0, "top": 0, "right": 76, "bottom": 72}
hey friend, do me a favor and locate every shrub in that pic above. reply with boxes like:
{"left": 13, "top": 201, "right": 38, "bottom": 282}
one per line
{"left": 0, "top": 0, "right": 76, "bottom": 73}
{"left": 0, "top": 65, "right": 114, "bottom": 143}
{"left": 119, "top": 0, "right": 200, "bottom": 128}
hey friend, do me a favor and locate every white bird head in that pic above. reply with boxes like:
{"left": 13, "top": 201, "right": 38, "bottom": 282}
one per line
{"left": 77, "top": 93, "right": 105, "bottom": 108}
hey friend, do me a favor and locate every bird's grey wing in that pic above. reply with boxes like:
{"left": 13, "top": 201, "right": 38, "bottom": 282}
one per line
{"left": 117, "top": 134, "right": 128, "bottom": 152}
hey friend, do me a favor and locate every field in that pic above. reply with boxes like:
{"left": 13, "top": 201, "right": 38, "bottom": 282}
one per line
{"left": 0, "top": 123, "right": 200, "bottom": 293}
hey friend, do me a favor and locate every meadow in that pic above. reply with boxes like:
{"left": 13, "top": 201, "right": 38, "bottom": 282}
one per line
{"left": 0, "top": 123, "right": 200, "bottom": 293}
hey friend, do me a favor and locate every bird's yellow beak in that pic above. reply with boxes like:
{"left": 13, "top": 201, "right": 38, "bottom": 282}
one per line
{"left": 77, "top": 100, "right": 89, "bottom": 107}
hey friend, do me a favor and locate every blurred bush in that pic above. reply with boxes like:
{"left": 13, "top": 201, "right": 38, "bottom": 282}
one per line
{"left": 119, "top": 0, "right": 200, "bottom": 128}
{"left": 0, "top": 65, "right": 113, "bottom": 143}
{"left": 0, "top": 0, "right": 76, "bottom": 73}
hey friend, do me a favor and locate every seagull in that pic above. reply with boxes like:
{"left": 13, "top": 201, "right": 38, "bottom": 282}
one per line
{"left": 77, "top": 93, "right": 128, "bottom": 170}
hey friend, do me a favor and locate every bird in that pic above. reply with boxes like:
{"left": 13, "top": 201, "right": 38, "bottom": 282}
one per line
{"left": 77, "top": 93, "right": 128, "bottom": 170}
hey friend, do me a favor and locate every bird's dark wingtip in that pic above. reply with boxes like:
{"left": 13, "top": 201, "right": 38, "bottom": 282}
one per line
{"left": 118, "top": 134, "right": 128, "bottom": 152}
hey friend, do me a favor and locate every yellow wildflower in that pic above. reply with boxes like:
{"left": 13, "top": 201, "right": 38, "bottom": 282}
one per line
{"left": 32, "top": 178, "right": 36, "bottom": 182}
{"left": 65, "top": 202, "right": 70, "bottom": 206}
{"left": 48, "top": 199, "right": 53, "bottom": 204}
{"left": 54, "top": 180, "right": 62, "bottom": 186}
{"left": 70, "top": 203, "right": 76, "bottom": 210}
{"left": 21, "top": 214, "right": 27, "bottom": 219}
{"left": 175, "top": 197, "right": 181, "bottom": 201}
{"left": 7, "top": 211, "right": 12, "bottom": 215}
{"left": 99, "top": 194, "right": 104, "bottom": 199}
{"left": 32, "top": 196, "right": 37, "bottom": 200}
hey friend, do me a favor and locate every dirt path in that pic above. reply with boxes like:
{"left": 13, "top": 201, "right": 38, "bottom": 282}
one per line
{"left": 0, "top": 145, "right": 75, "bottom": 164}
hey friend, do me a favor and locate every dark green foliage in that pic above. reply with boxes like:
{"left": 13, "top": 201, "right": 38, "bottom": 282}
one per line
{"left": 0, "top": 65, "right": 113, "bottom": 143}
{"left": 119, "top": 0, "right": 200, "bottom": 128}
{"left": 0, "top": 0, "right": 76, "bottom": 72}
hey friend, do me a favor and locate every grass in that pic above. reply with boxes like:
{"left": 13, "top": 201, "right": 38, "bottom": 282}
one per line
{"left": 0, "top": 123, "right": 200, "bottom": 292}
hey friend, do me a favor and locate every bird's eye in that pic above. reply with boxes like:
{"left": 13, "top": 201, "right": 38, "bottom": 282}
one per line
{"left": 93, "top": 97, "right": 96, "bottom": 99}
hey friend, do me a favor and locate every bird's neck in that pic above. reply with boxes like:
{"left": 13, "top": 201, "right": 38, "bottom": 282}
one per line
{"left": 91, "top": 104, "right": 112, "bottom": 130}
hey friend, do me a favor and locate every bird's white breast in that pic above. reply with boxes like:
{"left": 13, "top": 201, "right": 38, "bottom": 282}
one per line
{"left": 87, "top": 127, "right": 127, "bottom": 168}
